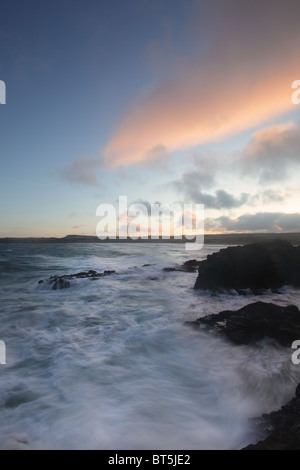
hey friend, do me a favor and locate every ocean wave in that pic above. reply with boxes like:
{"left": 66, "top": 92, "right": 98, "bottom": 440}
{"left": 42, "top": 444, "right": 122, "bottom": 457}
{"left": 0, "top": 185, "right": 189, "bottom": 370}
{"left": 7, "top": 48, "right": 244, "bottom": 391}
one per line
{"left": 1, "top": 243, "right": 300, "bottom": 449}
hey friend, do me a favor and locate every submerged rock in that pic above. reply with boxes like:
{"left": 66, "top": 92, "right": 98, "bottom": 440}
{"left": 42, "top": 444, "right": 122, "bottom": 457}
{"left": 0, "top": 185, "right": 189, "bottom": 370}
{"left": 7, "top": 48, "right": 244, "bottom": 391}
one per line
{"left": 243, "top": 384, "right": 300, "bottom": 450}
{"left": 38, "top": 269, "right": 116, "bottom": 290}
{"left": 194, "top": 240, "right": 300, "bottom": 292}
{"left": 188, "top": 301, "right": 300, "bottom": 346}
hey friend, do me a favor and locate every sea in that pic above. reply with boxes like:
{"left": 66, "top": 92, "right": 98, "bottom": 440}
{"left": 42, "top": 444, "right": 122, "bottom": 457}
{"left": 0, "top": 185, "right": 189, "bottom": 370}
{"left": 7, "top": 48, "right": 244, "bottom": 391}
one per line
{"left": 0, "top": 242, "right": 300, "bottom": 450}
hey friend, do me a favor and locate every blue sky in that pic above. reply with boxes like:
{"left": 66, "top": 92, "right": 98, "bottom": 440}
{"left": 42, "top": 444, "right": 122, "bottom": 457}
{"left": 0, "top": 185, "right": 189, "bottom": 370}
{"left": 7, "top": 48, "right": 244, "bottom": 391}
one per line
{"left": 1, "top": 0, "right": 300, "bottom": 237}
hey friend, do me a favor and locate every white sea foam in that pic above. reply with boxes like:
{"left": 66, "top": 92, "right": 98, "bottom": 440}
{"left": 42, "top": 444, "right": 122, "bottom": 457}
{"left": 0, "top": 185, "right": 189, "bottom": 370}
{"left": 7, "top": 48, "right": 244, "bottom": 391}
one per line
{"left": 0, "top": 242, "right": 300, "bottom": 449}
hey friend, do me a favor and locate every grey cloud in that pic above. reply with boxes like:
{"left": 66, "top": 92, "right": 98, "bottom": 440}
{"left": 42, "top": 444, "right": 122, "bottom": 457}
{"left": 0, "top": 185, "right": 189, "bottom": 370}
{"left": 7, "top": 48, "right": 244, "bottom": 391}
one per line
{"left": 173, "top": 171, "right": 215, "bottom": 200}
{"left": 172, "top": 151, "right": 232, "bottom": 203}
{"left": 61, "top": 157, "right": 99, "bottom": 186}
{"left": 211, "top": 212, "right": 300, "bottom": 232}
{"left": 198, "top": 190, "right": 249, "bottom": 209}
{"left": 173, "top": 160, "right": 216, "bottom": 202}
{"left": 174, "top": 175, "right": 249, "bottom": 209}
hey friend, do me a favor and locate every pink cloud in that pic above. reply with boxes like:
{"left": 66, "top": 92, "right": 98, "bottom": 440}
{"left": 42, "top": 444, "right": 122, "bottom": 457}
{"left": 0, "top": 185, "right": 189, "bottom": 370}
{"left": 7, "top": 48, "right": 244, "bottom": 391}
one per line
{"left": 240, "top": 121, "right": 300, "bottom": 181}
{"left": 102, "top": 0, "right": 300, "bottom": 168}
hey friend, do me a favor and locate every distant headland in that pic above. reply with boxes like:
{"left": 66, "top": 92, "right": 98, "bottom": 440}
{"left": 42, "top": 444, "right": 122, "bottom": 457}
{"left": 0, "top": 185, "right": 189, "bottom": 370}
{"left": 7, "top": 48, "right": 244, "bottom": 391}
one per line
{"left": 1, "top": 232, "right": 300, "bottom": 245}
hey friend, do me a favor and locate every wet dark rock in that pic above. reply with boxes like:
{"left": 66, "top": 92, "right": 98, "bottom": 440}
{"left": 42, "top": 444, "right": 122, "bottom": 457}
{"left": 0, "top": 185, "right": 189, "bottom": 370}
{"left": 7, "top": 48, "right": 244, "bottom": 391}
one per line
{"left": 163, "top": 259, "right": 201, "bottom": 273}
{"left": 39, "top": 269, "right": 116, "bottom": 290}
{"left": 194, "top": 240, "right": 300, "bottom": 292}
{"left": 183, "top": 259, "right": 201, "bottom": 268}
{"left": 188, "top": 301, "right": 300, "bottom": 346}
{"left": 243, "top": 384, "right": 300, "bottom": 450}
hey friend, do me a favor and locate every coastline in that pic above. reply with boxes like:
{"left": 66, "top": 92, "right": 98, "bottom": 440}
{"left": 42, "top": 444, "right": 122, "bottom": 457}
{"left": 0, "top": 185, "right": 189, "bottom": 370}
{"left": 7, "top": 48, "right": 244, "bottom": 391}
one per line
{"left": 1, "top": 232, "right": 300, "bottom": 245}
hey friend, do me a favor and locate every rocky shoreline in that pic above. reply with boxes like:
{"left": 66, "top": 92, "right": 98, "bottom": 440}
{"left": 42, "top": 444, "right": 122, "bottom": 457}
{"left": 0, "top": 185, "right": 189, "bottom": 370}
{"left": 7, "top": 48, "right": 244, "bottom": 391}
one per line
{"left": 189, "top": 240, "right": 300, "bottom": 450}
{"left": 187, "top": 301, "right": 300, "bottom": 449}
{"left": 194, "top": 239, "right": 300, "bottom": 292}
{"left": 242, "top": 384, "right": 300, "bottom": 450}
{"left": 188, "top": 302, "right": 300, "bottom": 347}
{"left": 38, "top": 239, "right": 300, "bottom": 449}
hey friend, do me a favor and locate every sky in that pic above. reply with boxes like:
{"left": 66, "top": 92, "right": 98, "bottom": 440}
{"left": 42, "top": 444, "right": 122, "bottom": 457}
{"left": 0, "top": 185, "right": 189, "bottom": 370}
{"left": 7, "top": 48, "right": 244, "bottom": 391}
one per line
{"left": 0, "top": 0, "right": 300, "bottom": 237}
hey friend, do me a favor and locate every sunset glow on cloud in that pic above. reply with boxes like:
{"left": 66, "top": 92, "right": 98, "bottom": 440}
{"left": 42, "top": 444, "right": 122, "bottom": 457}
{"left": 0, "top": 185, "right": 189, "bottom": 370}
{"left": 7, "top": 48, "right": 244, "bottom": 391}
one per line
{"left": 103, "top": 69, "right": 296, "bottom": 167}
{"left": 102, "top": 0, "right": 300, "bottom": 168}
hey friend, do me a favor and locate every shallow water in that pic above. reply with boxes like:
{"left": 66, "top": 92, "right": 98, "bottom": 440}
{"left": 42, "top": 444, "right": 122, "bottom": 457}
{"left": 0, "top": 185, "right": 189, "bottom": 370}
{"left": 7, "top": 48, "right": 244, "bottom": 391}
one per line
{"left": 0, "top": 242, "right": 300, "bottom": 450}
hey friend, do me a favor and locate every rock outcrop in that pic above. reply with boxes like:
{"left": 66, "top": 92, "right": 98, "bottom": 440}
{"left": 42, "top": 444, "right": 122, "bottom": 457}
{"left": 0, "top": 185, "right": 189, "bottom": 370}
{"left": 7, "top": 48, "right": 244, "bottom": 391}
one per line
{"left": 243, "top": 384, "right": 300, "bottom": 450}
{"left": 38, "top": 269, "right": 116, "bottom": 290}
{"left": 188, "top": 301, "right": 300, "bottom": 346}
{"left": 194, "top": 240, "right": 300, "bottom": 292}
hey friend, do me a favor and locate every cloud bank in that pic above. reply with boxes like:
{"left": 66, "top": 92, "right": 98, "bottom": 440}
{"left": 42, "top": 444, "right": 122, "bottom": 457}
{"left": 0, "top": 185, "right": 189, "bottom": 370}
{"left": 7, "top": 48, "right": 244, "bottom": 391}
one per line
{"left": 207, "top": 212, "right": 300, "bottom": 233}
